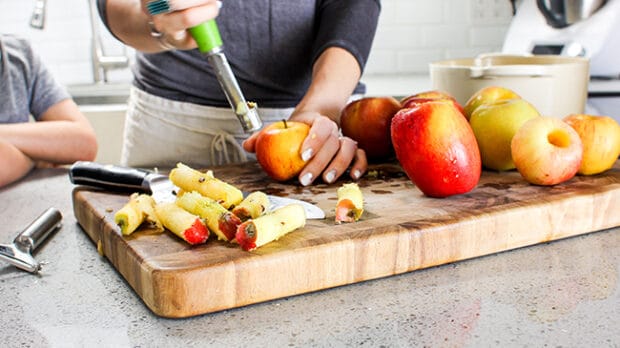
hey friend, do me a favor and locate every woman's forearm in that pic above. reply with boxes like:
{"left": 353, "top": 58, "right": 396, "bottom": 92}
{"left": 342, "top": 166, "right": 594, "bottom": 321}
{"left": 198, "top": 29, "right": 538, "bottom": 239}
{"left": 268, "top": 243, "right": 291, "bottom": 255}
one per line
{"left": 104, "top": 0, "right": 167, "bottom": 53}
{"left": 102, "top": 0, "right": 221, "bottom": 53}
{"left": 292, "top": 47, "right": 362, "bottom": 124}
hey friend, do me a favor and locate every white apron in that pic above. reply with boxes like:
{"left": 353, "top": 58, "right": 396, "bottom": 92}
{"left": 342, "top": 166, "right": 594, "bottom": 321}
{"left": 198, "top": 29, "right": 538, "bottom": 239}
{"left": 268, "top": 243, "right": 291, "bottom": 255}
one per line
{"left": 121, "top": 86, "right": 293, "bottom": 168}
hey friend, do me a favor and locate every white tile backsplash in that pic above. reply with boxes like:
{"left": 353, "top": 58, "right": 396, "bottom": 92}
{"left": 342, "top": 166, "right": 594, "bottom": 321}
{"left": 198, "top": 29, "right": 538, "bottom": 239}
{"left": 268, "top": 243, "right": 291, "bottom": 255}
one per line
{"left": 0, "top": 0, "right": 514, "bottom": 87}
{"left": 364, "top": 0, "right": 514, "bottom": 76}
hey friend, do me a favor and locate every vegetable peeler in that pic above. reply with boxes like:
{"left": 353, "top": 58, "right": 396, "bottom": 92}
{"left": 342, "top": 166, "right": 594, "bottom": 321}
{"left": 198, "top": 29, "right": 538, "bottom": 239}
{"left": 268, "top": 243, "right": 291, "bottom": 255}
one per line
{"left": 0, "top": 208, "right": 62, "bottom": 274}
{"left": 189, "top": 21, "right": 263, "bottom": 133}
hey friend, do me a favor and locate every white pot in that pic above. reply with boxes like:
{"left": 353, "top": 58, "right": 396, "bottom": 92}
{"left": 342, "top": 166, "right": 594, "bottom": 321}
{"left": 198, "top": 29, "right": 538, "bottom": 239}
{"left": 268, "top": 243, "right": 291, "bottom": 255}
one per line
{"left": 430, "top": 54, "right": 590, "bottom": 118}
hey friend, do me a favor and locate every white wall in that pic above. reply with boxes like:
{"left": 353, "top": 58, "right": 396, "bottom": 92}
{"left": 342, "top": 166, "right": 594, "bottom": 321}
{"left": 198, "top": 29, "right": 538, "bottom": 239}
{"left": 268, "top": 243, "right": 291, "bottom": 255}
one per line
{"left": 0, "top": 0, "right": 133, "bottom": 85}
{"left": 0, "top": 0, "right": 515, "bottom": 87}
{"left": 366, "top": 0, "right": 514, "bottom": 75}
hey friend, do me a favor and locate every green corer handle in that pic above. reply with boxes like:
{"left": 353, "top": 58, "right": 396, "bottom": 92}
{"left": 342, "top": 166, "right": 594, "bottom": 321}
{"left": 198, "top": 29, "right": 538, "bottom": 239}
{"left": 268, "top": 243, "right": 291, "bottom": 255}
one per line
{"left": 188, "top": 20, "right": 223, "bottom": 54}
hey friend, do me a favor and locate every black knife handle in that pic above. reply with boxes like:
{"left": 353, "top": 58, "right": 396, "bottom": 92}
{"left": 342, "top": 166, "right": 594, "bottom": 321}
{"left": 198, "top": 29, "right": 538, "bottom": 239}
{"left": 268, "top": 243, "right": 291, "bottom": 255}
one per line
{"left": 69, "top": 161, "right": 150, "bottom": 192}
{"left": 14, "top": 207, "right": 63, "bottom": 251}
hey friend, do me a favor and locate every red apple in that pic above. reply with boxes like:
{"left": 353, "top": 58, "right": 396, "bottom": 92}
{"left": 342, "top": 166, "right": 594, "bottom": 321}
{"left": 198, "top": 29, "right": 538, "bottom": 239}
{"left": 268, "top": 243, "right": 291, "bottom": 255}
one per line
{"left": 463, "top": 86, "right": 521, "bottom": 120}
{"left": 255, "top": 120, "right": 310, "bottom": 181}
{"left": 400, "top": 90, "right": 465, "bottom": 116}
{"left": 511, "top": 117, "right": 583, "bottom": 186}
{"left": 563, "top": 114, "right": 620, "bottom": 175}
{"left": 340, "top": 96, "right": 402, "bottom": 160}
{"left": 391, "top": 101, "right": 481, "bottom": 198}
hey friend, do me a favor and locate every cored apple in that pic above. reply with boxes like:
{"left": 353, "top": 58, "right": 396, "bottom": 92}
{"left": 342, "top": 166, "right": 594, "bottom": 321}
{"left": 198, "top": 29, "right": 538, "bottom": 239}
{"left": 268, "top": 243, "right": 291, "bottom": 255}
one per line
{"left": 255, "top": 120, "right": 310, "bottom": 181}
{"left": 469, "top": 98, "right": 540, "bottom": 171}
{"left": 391, "top": 101, "right": 481, "bottom": 198}
{"left": 463, "top": 86, "right": 521, "bottom": 120}
{"left": 563, "top": 114, "right": 620, "bottom": 175}
{"left": 400, "top": 90, "right": 465, "bottom": 116}
{"left": 340, "top": 96, "right": 402, "bottom": 160}
{"left": 511, "top": 117, "right": 583, "bottom": 186}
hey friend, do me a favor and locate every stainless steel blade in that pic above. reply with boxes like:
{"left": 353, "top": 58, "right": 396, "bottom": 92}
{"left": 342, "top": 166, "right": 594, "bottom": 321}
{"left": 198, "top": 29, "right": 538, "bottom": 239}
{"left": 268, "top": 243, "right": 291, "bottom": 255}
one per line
{"left": 0, "top": 243, "right": 40, "bottom": 273}
{"left": 145, "top": 173, "right": 178, "bottom": 204}
{"left": 266, "top": 195, "right": 325, "bottom": 220}
{"left": 206, "top": 51, "right": 262, "bottom": 133}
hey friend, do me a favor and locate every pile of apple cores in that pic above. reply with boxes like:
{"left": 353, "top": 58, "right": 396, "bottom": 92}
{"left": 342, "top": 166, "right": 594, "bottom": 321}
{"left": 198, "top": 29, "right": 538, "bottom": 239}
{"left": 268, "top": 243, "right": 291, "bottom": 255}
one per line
{"left": 339, "top": 87, "right": 620, "bottom": 198}
{"left": 114, "top": 163, "right": 307, "bottom": 251}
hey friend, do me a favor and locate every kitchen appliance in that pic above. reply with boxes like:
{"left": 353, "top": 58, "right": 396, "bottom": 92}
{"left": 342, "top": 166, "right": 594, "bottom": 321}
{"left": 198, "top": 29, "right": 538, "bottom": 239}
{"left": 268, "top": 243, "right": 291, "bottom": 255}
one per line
{"left": 502, "top": 0, "right": 620, "bottom": 78}
{"left": 68, "top": 161, "right": 326, "bottom": 219}
{"left": 0, "top": 208, "right": 62, "bottom": 274}
{"left": 430, "top": 54, "right": 589, "bottom": 117}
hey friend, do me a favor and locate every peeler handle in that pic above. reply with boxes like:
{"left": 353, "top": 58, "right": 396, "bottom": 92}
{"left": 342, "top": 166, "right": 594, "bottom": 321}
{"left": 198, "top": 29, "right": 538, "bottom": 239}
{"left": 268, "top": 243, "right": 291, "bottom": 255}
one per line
{"left": 189, "top": 20, "right": 223, "bottom": 54}
{"left": 15, "top": 207, "right": 62, "bottom": 252}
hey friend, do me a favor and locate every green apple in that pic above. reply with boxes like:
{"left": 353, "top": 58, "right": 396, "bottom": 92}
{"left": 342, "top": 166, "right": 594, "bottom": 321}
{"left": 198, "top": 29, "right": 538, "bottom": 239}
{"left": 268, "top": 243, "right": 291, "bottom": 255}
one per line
{"left": 469, "top": 98, "right": 540, "bottom": 171}
{"left": 463, "top": 86, "right": 521, "bottom": 120}
{"left": 563, "top": 114, "right": 620, "bottom": 175}
{"left": 511, "top": 117, "right": 583, "bottom": 186}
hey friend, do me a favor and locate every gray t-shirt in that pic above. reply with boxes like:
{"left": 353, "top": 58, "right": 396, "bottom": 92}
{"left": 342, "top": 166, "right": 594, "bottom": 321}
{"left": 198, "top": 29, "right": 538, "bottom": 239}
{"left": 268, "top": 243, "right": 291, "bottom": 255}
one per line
{"left": 0, "top": 34, "right": 70, "bottom": 123}
{"left": 98, "top": 0, "right": 380, "bottom": 108}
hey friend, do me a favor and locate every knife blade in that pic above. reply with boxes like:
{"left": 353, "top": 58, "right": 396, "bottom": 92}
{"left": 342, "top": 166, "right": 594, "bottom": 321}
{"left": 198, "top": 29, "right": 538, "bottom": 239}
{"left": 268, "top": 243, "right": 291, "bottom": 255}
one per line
{"left": 69, "top": 161, "right": 325, "bottom": 219}
{"left": 188, "top": 20, "right": 262, "bottom": 133}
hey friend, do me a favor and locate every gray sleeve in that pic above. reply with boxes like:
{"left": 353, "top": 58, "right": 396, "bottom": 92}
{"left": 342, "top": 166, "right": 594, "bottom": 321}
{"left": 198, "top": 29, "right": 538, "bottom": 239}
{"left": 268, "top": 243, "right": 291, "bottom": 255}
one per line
{"left": 25, "top": 42, "right": 70, "bottom": 120}
{"left": 313, "top": 0, "right": 381, "bottom": 73}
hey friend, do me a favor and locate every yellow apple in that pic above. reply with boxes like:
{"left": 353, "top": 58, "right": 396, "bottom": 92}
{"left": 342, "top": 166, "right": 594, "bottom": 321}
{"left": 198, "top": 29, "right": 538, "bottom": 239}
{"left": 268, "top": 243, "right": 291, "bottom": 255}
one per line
{"left": 563, "top": 114, "right": 620, "bottom": 175}
{"left": 463, "top": 86, "right": 522, "bottom": 120}
{"left": 469, "top": 98, "right": 540, "bottom": 171}
{"left": 511, "top": 117, "right": 583, "bottom": 185}
{"left": 255, "top": 120, "right": 310, "bottom": 181}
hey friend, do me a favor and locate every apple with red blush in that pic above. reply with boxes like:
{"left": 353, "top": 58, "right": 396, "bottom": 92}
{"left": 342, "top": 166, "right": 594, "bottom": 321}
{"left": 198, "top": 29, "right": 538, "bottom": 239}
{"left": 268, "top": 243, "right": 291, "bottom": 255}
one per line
{"left": 391, "top": 101, "right": 481, "bottom": 198}
{"left": 340, "top": 96, "right": 402, "bottom": 161}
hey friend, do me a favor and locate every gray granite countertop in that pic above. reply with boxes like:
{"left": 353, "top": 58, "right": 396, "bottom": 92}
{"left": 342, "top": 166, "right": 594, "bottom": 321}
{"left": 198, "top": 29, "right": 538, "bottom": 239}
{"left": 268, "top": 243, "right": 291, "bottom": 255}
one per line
{"left": 0, "top": 168, "right": 618, "bottom": 347}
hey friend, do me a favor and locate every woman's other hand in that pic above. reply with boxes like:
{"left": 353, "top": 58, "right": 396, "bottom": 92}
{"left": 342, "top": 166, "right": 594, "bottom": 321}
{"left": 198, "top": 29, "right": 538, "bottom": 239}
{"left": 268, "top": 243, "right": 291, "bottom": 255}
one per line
{"left": 242, "top": 112, "right": 367, "bottom": 187}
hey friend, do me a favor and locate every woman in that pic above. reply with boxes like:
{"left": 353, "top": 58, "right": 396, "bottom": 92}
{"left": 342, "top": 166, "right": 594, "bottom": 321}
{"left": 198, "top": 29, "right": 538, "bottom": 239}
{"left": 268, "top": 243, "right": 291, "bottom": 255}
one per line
{"left": 97, "top": 0, "right": 380, "bottom": 186}
{"left": 0, "top": 34, "right": 98, "bottom": 188}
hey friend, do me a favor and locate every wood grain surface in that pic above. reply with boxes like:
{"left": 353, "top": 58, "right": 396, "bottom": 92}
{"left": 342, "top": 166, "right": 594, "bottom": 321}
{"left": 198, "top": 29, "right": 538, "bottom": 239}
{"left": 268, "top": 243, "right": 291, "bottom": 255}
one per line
{"left": 72, "top": 161, "right": 620, "bottom": 318}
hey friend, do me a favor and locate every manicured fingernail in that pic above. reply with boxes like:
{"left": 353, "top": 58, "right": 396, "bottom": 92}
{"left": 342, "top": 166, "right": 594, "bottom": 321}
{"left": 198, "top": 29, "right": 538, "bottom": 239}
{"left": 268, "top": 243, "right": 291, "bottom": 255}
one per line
{"left": 301, "top": 148, "right": 313, "bottom": 162}
{"left": 352, "top": 169, "right": 362, "bottom": 180}
{"left": 325, "top": 170, "right": 336, "bottom": 183}
{"left": 300, "top": 172, "right": 313, "bottom": 186}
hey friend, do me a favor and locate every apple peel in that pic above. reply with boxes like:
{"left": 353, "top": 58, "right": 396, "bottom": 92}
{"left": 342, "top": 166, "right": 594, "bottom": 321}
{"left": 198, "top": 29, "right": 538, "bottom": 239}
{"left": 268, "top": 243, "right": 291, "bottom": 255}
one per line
{"left": 335, "top": 183, "right": 364, "bottom": 223}
{"left": 114, "top": 193, "right": 163, "bottom": 235}
{"left": 236, "top": 204, "right": 306, "bottom": 251}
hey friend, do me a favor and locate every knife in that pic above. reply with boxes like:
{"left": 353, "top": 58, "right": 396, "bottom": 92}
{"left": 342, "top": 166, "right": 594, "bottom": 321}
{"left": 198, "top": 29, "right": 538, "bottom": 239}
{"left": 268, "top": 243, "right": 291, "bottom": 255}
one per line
{"left": 188, "top": 21, "right": 262, "bottom": 133}
{"left": 69, "top": 161, "right": 325, "bottom": 219}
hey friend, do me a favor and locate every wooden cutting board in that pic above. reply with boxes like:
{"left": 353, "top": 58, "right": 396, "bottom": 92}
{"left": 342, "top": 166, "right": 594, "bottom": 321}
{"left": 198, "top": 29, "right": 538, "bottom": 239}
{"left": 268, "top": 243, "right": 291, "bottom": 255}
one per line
{"left": 72, "top": 161, "right": 620, "bottom": 318}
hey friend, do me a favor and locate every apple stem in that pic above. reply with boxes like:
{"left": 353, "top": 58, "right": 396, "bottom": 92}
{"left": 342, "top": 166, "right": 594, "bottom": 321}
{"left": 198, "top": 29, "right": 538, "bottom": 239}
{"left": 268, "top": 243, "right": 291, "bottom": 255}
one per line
{"left": 282, "top": 119, "right": 288, "bottom": 129}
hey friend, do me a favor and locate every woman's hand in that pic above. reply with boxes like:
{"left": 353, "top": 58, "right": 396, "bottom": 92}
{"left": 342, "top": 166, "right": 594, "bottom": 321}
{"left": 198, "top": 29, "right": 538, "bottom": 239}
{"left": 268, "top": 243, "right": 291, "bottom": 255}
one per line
{"left": 243, "top": 112, "right": 367, "bottom": 187}
{"left": 290, "top": 111, "right": 367, "bottom": 186}
{"left": 142, "top": 0, "right": 222, "bottom": 50}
